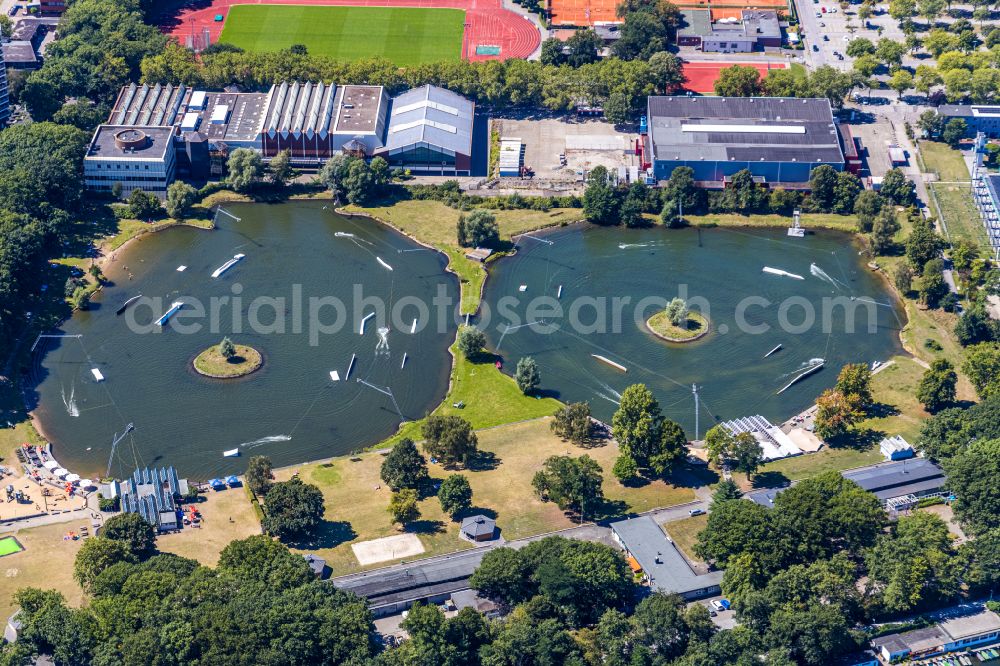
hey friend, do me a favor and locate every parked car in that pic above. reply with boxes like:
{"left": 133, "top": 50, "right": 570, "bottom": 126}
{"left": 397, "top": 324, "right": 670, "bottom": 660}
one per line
{"left": 689, "top": 508, "right": 705, "bottom": 516}
{"left": 7, "top": 6, "right": 18, "bottom": 15}
{"left": 711, "top": 599, "right": 732, "bottom": 612}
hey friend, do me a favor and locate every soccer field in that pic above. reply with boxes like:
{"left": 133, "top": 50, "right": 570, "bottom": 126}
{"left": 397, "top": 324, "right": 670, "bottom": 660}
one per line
{"left": 218, "top": 5, "right": 466, "bottom": 65}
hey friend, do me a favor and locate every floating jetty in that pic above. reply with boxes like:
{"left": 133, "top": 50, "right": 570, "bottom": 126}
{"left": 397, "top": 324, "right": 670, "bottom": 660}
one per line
{"left": 334, "top": 232, "right": 355, "bottom": 238}
{"left": 411, "top": 319, "right": 418, "bottom": 334}
{"left": 91, "top": 368, "right": 105, "bottom": 382}
{"left": 776, "top": 360, "right": 825, "bottom": 395}
{"left": 345, "top": 353, "right": 357, "bottom": 380}
{"left": 116, "top": 294, "right": 142, "bottom": 316}
{"left": 329, "top": 370, "right": 340, "bottom": 381}
{"left": 211, "top": 253, "right": 245, "bottom": 278}
{"left": 176, "top": 265, "right": 187, "bottom": 272}
{"left": 376, "top": 257, "right": 394, "bottom": 271}
{"left": 360, "top": 312, "right": 375, "bottom": 335}
{"left": 401, "top": 353, "right": 408, "bottom": 369}
{"left": 762, "top": 266, "right": 804, "bottom": 280}
{"left": 763, "top": 344, "right": 783, "bottom": 358}
{"left": 223, "top": 448, "right": 240, "bottom": 458}
{"left": 518, "top": 285, "right": 527, "bottom": 292}
{"left": 557, "top": 285, "right": 563, "bottom": 299}
{"left": 592, "top": 354, "right": 627, "bottom": 373}
{"left": 155, "top": 301, "right": 184, "bottom": 326}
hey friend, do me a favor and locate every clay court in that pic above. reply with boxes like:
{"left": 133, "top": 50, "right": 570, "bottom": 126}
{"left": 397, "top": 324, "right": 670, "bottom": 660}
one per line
{"left": 681, "top": 60, "right": 788, "bottom": 94}
{"left": 162, "top": 0, "right": 540, "bottom": 62}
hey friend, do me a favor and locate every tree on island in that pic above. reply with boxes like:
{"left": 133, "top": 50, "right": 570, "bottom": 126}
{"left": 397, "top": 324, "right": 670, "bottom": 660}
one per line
{"left": 380, "top": 438, "right": 429, "bottom": 490}
{"left": 551, "top": 402, "right": 593, "bottom": 446}
{"left": 245, "top": 455, "right": 273, "bottom": 498}
{"left": 515, "top": 356, "right": 541, "bottom": 395}
{"left": 456, "top": 325, "right": 487, "bottom": 360}
{"left": 262, "top": 477, "right": 325, "bottom": 541}
{"left": 422, "top": 415, "right": 478, "bottom": 467}
{"left": 218, "top": 337, "right": 236, "bottom": 360}
{"left": 388, "top": 488, "right": 420, "bottom": 528}
{"left": 532, "top": 454, "right": 603, "bottom": 515}
{"left": 664, "top": 297, "right": 688, "bottom": 327}
{"left": 917, "top": 358, "right": 957, "bottom": 413}
{"left": 438, "top": 474, "right": 473, "bottom": 519}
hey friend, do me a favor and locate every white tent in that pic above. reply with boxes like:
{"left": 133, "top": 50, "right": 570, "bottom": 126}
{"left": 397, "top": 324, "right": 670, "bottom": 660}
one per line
{"left": 65, "top": 473, "right": 80, "bottom": 483}
{"left": 53, "top": 468, "right": 69, "bottom": 478}
{"left": 78, "top": 479, "right": 96, "bottom": 489}
{"left": 42, "top": 460, "right": 59, "bottom": 470}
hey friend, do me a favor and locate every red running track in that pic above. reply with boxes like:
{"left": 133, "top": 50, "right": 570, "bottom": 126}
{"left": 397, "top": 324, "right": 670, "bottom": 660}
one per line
{"left": 162, "top": 0, "right": 541, "bottom": 62}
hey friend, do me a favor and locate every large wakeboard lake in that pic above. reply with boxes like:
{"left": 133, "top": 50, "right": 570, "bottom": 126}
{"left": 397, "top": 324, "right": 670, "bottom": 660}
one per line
{"left": 29, "top": 205, "right": 904, "bottom": 478}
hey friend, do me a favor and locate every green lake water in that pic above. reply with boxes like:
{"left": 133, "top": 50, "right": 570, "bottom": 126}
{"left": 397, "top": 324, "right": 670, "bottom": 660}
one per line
{"left": 28, "top": 202, "right": 459, "bottom": 478}
{"left": 480, "top": 224, "right": 904, "bottom": 435}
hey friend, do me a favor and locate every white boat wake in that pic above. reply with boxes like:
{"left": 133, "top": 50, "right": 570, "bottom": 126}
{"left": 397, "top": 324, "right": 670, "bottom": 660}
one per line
{"left": 61, "top": 385, "right": 79, "bottom": 418}
{"left": 618, "top": 241, "right": 663, "bottom": 250}
{"left": 779, "top": 357, "right": 826, "bottom": 379}
{"left": 239, "top": 434, "right": 292, "bottom": 449}
{"left": 762, "top": 266, "right": 805, "bottom": 280}
{"left": 810, "top": 263, "right": 848, "bottom": 289}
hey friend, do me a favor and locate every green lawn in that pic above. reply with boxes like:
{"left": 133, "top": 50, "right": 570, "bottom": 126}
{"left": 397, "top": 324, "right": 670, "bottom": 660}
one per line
{"left": 930, "top": 183, "right": 989, "bottom": 249}
{"left": 685, "top": 212, "right": 858, "bottom": 232}
{"left": 918, "top": 141, "right": 971, "bottom": 182}
{"left": 277, "top": 418, "right": 696, "bottom": 575}
{"left": 664, "top": 514, "right": 707, "bottom": 564}
{"left": 219, "top": 5, "right": 465, "bottom": 65}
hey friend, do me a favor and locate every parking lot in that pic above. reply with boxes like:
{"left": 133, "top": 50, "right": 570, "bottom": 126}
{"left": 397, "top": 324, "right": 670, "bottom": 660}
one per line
{"left": 849, "top": 116, "right": 901, "bottom": 179}
{"left": 491, "top": 116, "right": 640, "bottom": 182}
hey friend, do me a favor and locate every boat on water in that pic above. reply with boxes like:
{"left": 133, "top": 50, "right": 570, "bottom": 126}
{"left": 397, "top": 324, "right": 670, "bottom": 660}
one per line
{"left": 90, "top": 368, "right": 105, "bottom": 382}
{"left": 764, "top": 344, "right": 782, "bottom": 358}
{"left": 222, "top": 448, "right": 240, "bottom": 458}
{"left": 116, "top": 294, "right": 142, "bottom": 316}
{"left": 376, "top": 257, "right": 393, "bottom": 271}
{"left": 592, "top": 354, "right": 628, "bottom": 373}
{"left": 155, "top": 301, "right": 184, "bottom": 327}
{"left": 334, "top": 232, "right": 355, "bottom": 238}
{"left": 776, "top": 360, "right": 825, "bottom": 395}
{"left": 762, "top": 266, "right": 805, "bottom": 280}
{"left": 211, "top": 253, "right": 245, "bottom": 278}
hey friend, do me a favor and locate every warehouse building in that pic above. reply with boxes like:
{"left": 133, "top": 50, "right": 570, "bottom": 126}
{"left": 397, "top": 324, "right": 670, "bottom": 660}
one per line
{"left": 872, "top": 606, "right": 1000, "bottom": 663}
{"left": 645, "top": 96, "right": 845, "bottom": 187}
{"left": 84, "top": 82, "right": 469, "bottom": 193}
{"left": 377, "top": 84, "right": 475, "bottom": 176}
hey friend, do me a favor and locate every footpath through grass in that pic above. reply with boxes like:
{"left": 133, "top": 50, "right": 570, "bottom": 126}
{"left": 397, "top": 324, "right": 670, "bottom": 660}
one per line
{"left": 278, "top": 418, "right": 697, "bottom": 575}
{"left": 220, "top": 5, "right": 465, "bottom": 65}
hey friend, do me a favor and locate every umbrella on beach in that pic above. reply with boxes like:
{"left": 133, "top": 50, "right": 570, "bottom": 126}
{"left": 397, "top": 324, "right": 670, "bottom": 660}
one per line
{"left": 66, "top": 473, "right": 80, "bottom": 483}
{"left": 54, "top": 468, "right": 69, "bottom": 478}
{"left": 43, "top": 460, "right": 59, "bottom": 470}
{"left": 78, "top": 479, "right": 95, "bottom": 489}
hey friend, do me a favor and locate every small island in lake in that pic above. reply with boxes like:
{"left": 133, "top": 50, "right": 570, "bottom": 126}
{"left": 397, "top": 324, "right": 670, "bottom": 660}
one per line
{"left": 646, "top": 298, "right": 710, "bottom": 343}
{"left": 193, "top": 337, "right": 263, "bottom": 378}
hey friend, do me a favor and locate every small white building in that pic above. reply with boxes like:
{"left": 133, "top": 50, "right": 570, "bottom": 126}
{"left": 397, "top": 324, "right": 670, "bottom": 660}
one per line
{"left": 880, "top": 435, "right": 914, "bottom": 461}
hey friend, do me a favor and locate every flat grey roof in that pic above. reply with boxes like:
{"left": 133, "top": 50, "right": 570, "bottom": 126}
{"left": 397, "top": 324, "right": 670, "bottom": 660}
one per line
{"left": 647, "top": 96, "right": 844, "bottom": 165}
{"left": 741, "top": 9, "right": 781, "bottom": 39}
{"left": 842, "top": 458, "right": 944, "bottom": 494}
{"left": 2, "top": 41, "right": 38, "bottom": 65}
{"left": 332, "top": 548, "right": 488, "bottom": 608}
{"left": 335, "top": 85, "right": 387, "bottom": 135}
{"left": 197, "top": 91, "right": 268, "bottom": 143}
{"left": 610, "top": 516, "right": 722, "bottom": 596}
{"left": 384, "top": 84, "right": 474, "bottom": 156}
{"left": 678, "top": 9, "right": 712, "bottom": 36}
{"left": 85, "top": 125, "right": 174, "bottom": 160}
{"left": 939, "top": 609, "right": 1000, "bottom": 640}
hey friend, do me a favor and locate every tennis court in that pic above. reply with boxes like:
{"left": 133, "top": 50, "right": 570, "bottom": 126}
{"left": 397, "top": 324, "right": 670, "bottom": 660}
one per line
{"left": 548, "top": 0, "right": 618, "bottom": 26}
{"left": 682, "top": 61, "right": 788, "bottom": 94}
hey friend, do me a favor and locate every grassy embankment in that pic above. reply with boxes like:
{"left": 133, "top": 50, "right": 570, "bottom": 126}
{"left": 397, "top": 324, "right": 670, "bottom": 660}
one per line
{"left": 919, "top": 140, "right": 990, "bottom": 248}
{"left": 647, "top": 310, "right": 709, "bottom": 342}
{"left": 275, "top": 418, "right": 702, "bottom": 575}
{"left": 193, "top": 344, "right": 262, "bottom": 378}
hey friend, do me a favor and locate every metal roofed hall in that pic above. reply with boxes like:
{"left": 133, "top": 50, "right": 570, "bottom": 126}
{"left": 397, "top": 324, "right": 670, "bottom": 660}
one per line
{"left": 842, "top": 458, "right": 944, "bottom": 493}
{"left": 647, "top": 96, "right": 844, "bottom": 164}
{"left": 384, "top": 84, "right": 475, "bottom": 157}
{"left": 610, "top": 516, "right": 722, "bottom": 600}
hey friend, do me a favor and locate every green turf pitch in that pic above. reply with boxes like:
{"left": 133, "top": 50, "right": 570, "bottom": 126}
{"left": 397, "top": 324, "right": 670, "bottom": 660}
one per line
{"left": 0, "top": 536, "right": 24, "bottom": 557}
{"left": 219, "top": 5, "right": 466, "bottom": 65}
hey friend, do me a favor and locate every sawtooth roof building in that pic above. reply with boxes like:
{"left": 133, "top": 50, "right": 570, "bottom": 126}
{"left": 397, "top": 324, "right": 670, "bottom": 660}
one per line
{"left": 645, "top": 96, "right": 845, "bottom": 188}
{"left": 84, "top": 82, "right": 475, "bottom": 195}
